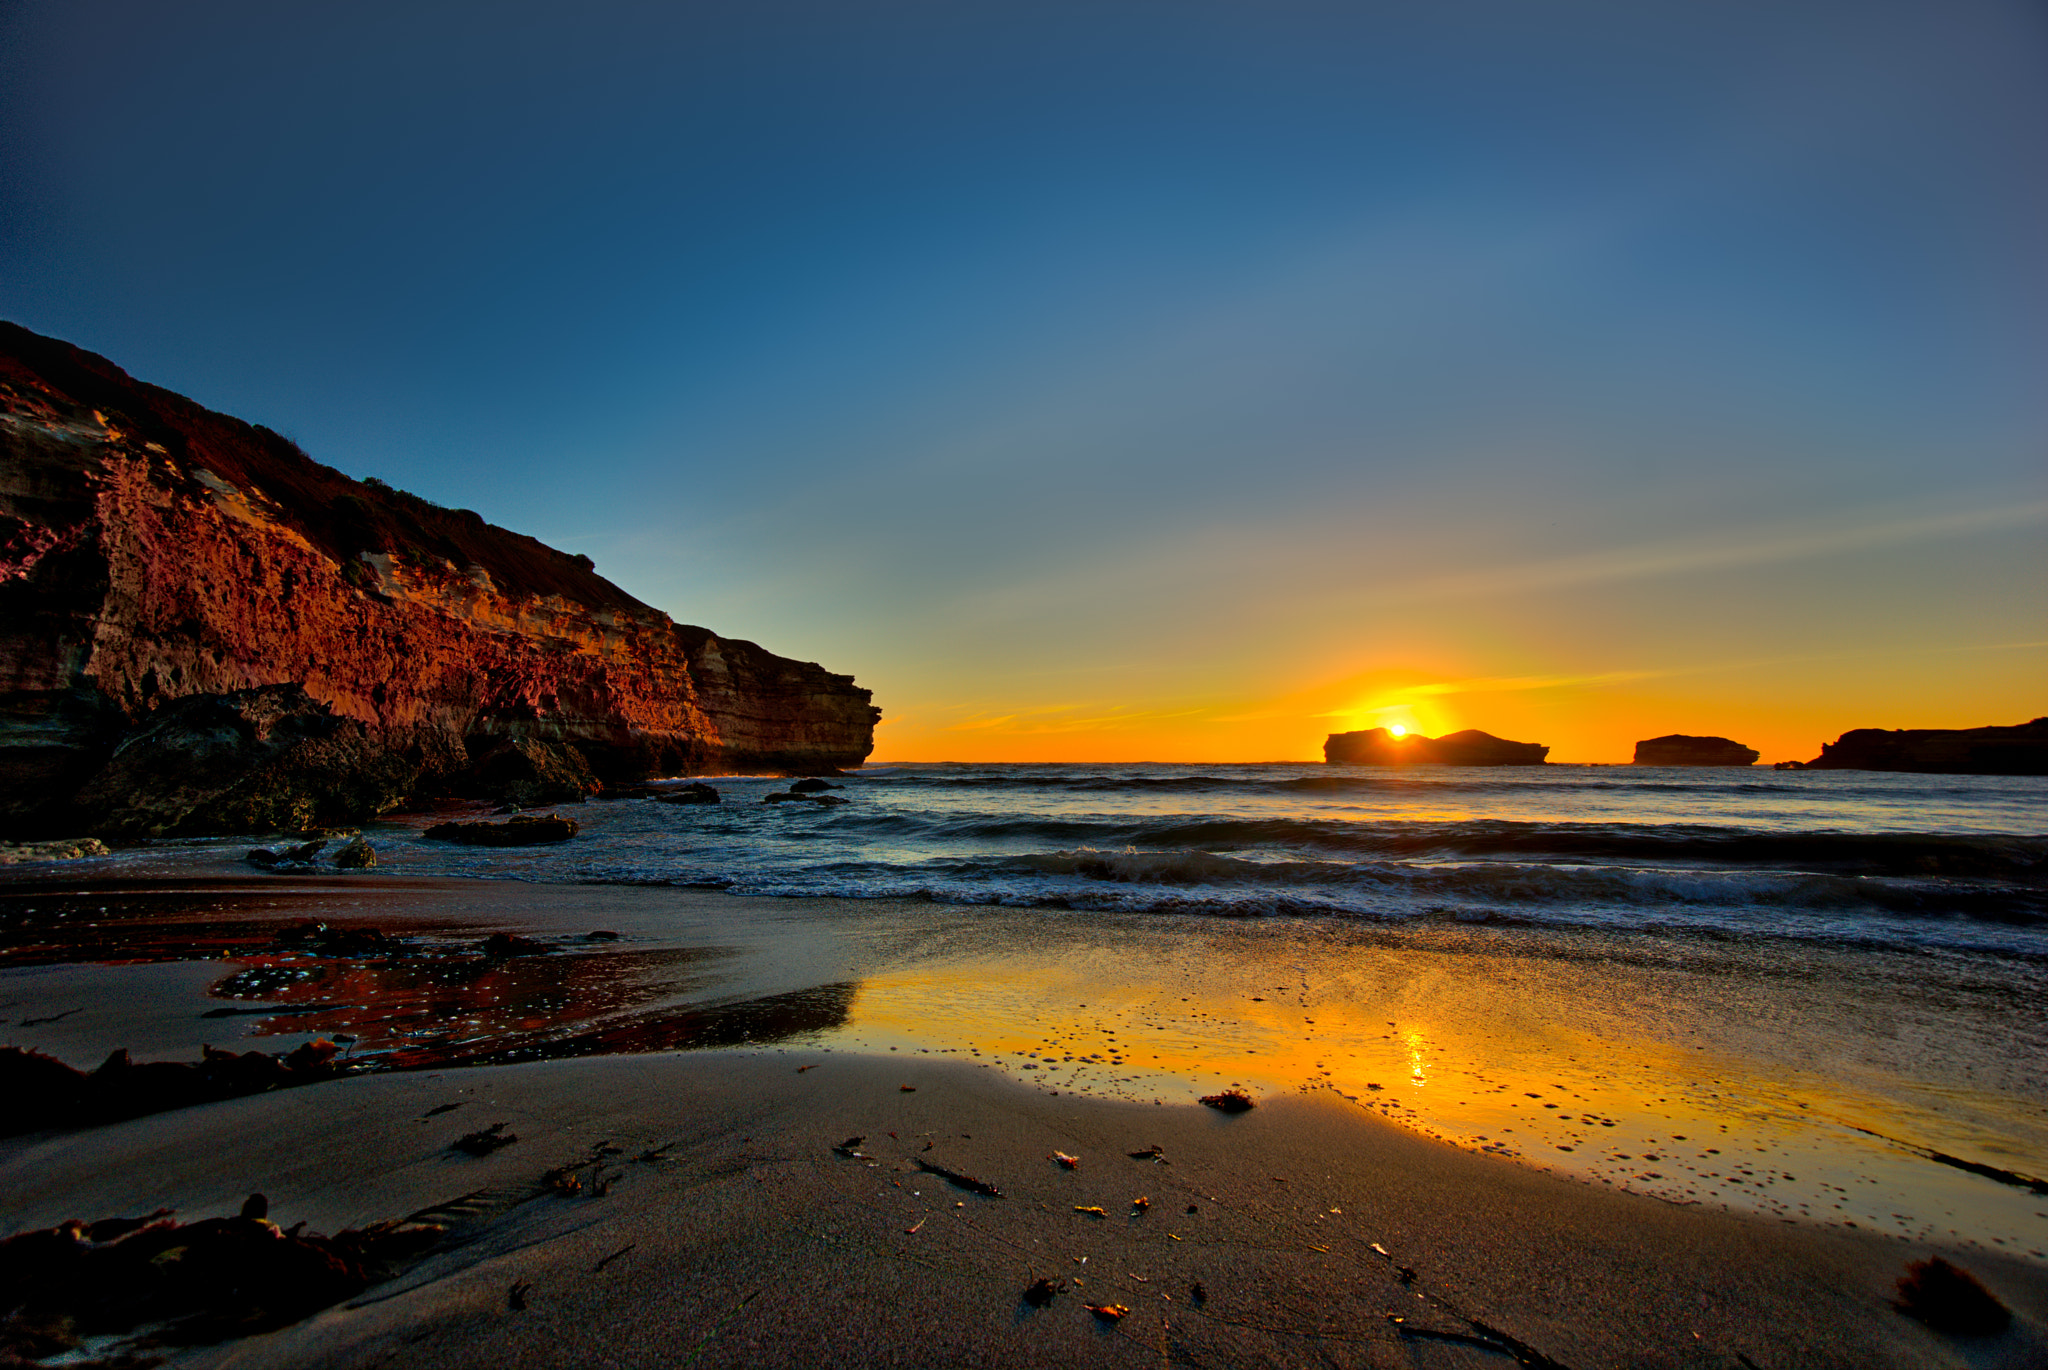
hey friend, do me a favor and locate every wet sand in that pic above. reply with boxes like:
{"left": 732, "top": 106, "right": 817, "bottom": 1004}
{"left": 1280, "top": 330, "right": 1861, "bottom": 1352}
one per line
{"left": 4, "top": 871, "right": 2047, "bottom": 1366}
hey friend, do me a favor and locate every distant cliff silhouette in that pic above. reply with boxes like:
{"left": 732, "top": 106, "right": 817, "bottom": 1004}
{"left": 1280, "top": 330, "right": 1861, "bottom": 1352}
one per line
{"left": 1794, "top": 719, "right": 2048, "bottom": 775}
{"left": 1324, "top": 728, "right": 1548, "bottom": 765}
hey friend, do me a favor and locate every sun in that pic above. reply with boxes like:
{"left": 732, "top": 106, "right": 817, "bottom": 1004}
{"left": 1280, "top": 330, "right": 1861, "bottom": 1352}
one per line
{"left": 1387, "top": 723, "right": 1408, "bottom": 738}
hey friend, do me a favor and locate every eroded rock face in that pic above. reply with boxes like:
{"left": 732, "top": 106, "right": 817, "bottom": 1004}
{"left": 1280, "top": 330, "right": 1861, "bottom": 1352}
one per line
{"left": 1323, "top": 727, "right": 1548, "bottom": 765}
{"left": 1800, "top": 719, "right": 2048, "bottom": 775}
{"left": 1632, "top": 734, "right": 1759, "bottom": 766}
{"left": 0, "top": 322, "right": 878, "bottom": 836}
{"left": 74, "top": 685, "right": 418, "bottom": 838}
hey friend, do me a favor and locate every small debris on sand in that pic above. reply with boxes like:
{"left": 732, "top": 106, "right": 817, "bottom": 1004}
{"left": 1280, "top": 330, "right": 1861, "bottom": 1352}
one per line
{"left": 1052, "top": 1150, "right": 1081, "bottom": 1169}
{"left": 508, "top": 1279, "right": 532, "bottom": 1311}
{"left": 452, "top": 1122, "right": 518, "bottom": 1156}
{"left": 1127, "top": 1145, "right": 1166, "bottom": 1161}
{"left": 1023, "top": 1277, "right": 1060, "bottom": 1308}
{"left": 1086, "top": 1303, "right": 1129, "bottom": 1323}
{"left": 1074, "top": 1206, "right": 1109, "bottom": 1217}
{"left": 1132, "top": 1196, "right": 1150, "bottom": 1212}
{"left": 1893, "top": 1257, "right": 2011, "bottom": 1335}
{"left": 1200, "top": 1090, "right": 1255, "bottom": 1113}
{"left": 900, "top": 1084, "right": 917, "bottom": 1092}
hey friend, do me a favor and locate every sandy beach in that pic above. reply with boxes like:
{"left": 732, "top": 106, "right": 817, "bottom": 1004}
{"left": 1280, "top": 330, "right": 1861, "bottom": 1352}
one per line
{"left": 4, "top": 870, "right": 2047, "bottom": 1367}
{"left": 4, "top": 1046, "right": 2043, "bottom": 1370}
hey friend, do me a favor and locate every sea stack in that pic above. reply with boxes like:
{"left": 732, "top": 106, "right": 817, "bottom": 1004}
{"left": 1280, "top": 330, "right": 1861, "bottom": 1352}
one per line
{"left": 1324, "top": 728, "right": 1548, "bottom": 765}
{"left": 0, "top": 322, "right": 880, "bottom": 837}
{"left": 1632, "top": 735, "right": 1759, "bottom": 766}
{"left": 1797, "top": 719, "right": 2048, "bottom": 775}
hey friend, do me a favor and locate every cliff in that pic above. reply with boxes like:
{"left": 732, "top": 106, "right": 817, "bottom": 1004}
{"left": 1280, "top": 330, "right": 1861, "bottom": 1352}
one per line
{"left": 1798, "top": 719, "right": 2048, "bottom": 776}
{"left": 1324, "top": 727, "right": 1548, "bottom": 766}
{"left": 1632, "top": 734, "right": 1758, "bottom": 766}
{"left": 0, "top": 322, "right": 878, "bottom": 836}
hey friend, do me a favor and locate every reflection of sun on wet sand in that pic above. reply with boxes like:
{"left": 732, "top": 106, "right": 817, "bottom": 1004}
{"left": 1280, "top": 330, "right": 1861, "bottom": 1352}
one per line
{"left": 4, "top": 875, "right": 2047, "bottom": 1367}
{"left": 830, "top": 923, "right": 2048, "bottom": 1261}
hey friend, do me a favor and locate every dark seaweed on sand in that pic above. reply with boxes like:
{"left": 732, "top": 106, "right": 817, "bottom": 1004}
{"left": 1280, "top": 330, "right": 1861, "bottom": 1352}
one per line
{"left": 1893, "top": 1257, "right": 2011, "bottom": 1336}
{"left": 0, "top": 1198, "right": 442, "bottom": 1359}
{"left": 1199, "top": 1090, "right": 1255, "bottom": 1113}
{"left": 451, "top": 1121, "right": 518, "bottom": 1155}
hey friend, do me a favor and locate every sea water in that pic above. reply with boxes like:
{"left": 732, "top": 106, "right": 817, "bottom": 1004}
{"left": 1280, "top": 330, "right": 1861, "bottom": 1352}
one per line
{"left": 345, "top": 762, "right": 2046, "bottom": 957}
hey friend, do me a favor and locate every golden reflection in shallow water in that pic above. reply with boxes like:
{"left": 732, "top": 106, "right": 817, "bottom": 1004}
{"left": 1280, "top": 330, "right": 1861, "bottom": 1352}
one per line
{"left": 817, "top": 927, "right": 2048, "bottom": 1265}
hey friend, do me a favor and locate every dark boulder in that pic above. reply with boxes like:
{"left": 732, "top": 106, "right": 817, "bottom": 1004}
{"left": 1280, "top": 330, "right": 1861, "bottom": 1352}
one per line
{"left": 656, "top": 781, "right": 721, "bottom": 805}
{"left": 1324, "top": 728, "right": 1548, "bottom": 766}
{"left": 456, "top": 735, "right": 600, "bottom": 807}
{"left": 1800, "top": 718, "right": 2048, "bottom": 775}
{"left": 421, "top": 813, "right": 578, "bottom": 845}
{"left": 245, "top": 839, "right": 327, "bottom": 870}
{"left": 333, "top": 835, "right": 376, "bottom": 868}
{"left": 1632, "top": 735, "right": 1759, "bottom": 766}
{"left": 790, "top": 777, "right": 842, "bottom": 792}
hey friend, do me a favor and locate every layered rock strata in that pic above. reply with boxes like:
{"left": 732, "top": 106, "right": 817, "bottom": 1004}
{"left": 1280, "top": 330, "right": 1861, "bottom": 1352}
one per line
{"left": 0, "top": 322, "right": 878, "bottom": 836}
{"left": 1632, "top": 734, "right": 1759, "bottom": 766}
{"left": 1324, "top": 728, "right": 1548, "bottom": 765}
{"left": 1796, "top": 719, "right": 2048, "bottom": 776}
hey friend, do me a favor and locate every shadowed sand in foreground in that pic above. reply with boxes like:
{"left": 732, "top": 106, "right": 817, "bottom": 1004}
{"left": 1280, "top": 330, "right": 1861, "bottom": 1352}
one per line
{"left": 9, "top": 1051, "right": 2047, "bottom": 1369}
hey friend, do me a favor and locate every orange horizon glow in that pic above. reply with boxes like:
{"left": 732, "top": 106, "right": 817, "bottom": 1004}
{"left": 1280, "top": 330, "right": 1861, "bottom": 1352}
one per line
{"left": 863, "top": 645, "right": 2047, "bottom": 767}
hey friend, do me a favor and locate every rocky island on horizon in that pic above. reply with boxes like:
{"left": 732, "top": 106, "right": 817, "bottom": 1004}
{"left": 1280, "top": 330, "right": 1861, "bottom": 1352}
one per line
{"left": 0, "top": 321, "right": 879, "bottom": 839}
{"left": 1632, "top": 734, "right": 1759, "bottom": 766}
{"left": 1324, "top": 726, "right": 1549, "bottom": 766}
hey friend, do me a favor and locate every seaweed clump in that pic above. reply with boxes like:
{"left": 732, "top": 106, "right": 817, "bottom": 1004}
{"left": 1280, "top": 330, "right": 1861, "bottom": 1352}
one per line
{"left": 1893, "top": 1257, "right": 2011, "bottom": 1335}
{"left": 0, "top": 1197, "right": 442, "bottom": 1362}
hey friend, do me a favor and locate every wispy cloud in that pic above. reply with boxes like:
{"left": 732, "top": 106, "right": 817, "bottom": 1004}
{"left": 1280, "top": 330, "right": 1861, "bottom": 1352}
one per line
{"left": 1404, "top": 501, "right": 2048, "bottom": 602}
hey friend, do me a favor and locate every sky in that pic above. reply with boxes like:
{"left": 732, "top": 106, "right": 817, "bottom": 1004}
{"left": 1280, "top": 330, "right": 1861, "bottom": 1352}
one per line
{"left": 2, "top": 0, "right": 2043, "bottom": 764}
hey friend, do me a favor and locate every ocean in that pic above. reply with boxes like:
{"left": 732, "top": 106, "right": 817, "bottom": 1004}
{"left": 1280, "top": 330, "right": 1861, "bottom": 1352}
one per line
{"left": 336, "top": 762, "right": 2044, "bottom": 957}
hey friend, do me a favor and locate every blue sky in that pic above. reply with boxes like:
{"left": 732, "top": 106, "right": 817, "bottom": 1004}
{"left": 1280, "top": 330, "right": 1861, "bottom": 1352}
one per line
{"left": 4, "top": 0, "right": 2043, "bottom": 760}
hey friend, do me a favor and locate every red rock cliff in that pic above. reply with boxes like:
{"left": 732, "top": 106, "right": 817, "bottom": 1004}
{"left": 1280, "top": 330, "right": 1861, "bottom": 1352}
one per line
{"left": 0, "top": 322, "right": 878, "bottom": 834}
